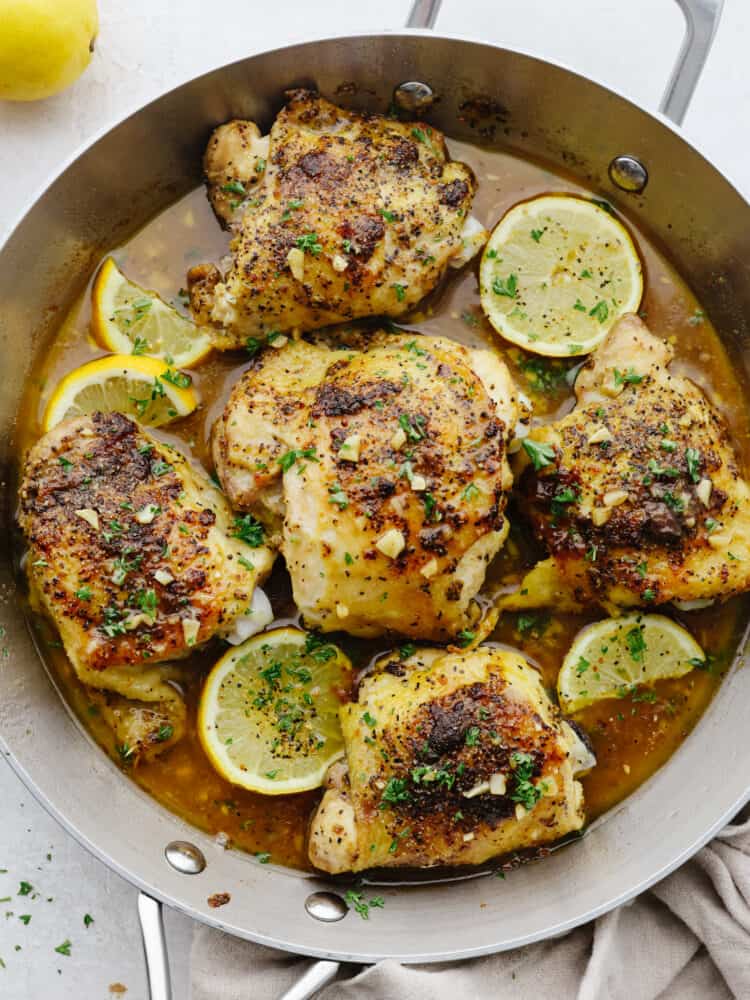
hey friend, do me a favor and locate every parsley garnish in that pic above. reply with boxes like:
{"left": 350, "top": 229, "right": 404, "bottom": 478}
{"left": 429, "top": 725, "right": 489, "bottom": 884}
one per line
{"left": 380, "top": 777, "right": 411, "bottom": 807}
{"left": 344, "top": 890, "right": 385, "bottom": 920}
{"left": 398, "top": 413, "right": 426, "bottom": 442}
{"left": 392, "top": 283, "right": 407, "bottom": 302}
{"left": 231, "top": 514, "right": 265, "bottom": 547}
{"left": 278, "top": 448, "right": 318, "bottom": 472}
{"left": 613, "top": 367, "right": 643, "bottom": 387}
{"left": 589, "top": 300, "right": 609, "bottom": 323}
{"left": 625, "top": 625, "right": 647, "bottom": 663}
{"left": 509, "top": 751, "right": 542, "bottom": 810}
{"left": 522, "top": 439, "right": 556, "bottom": 470}
{"left": 221, "top": 180, "right": 246, "bottom": 196}
{"left": 685, "top": 447, "right": 701, "bottom": 483}
{"left": 75, "top": 585, "right": 93, "bottom": 601}
{"left": 304, "top": 632, "right": 337, "bottom": 662}
{"left": 492, "top": 274, "right": 518, "bottom": 298}
{"left": 296, "top": 232, "right": 322, "bottom": 256}
{"left": 457, "top": 629, "right": 475, "bottom": 648}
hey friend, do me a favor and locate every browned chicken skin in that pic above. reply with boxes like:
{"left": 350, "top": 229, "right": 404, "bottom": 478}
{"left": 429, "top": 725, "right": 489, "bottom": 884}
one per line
{"left": 188, "top": 90, "right": 487, "bottom": 347}
{"left": 308, "top": 646, "right": 592, "bottom": 873}
{"left": 213, "top": 333, "right": 519, "bottom": 639}
{"left": 18, "top": 412, "right": 275, "bottom": 759}
{"left": 502, "top": 315, "right": 750, "bottom": 613}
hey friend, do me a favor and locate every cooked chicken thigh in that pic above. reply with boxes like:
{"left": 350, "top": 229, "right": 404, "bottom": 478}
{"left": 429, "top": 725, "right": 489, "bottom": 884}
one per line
{"left": 19, "top": 412, "right": 275, "bottom": 756}
{"left": 308, "top": 646, "right": 591, "bottom": 872}
{"left": 188, "top": 90, "right": 487, "bottom": 348}
{"left": 502, "top": 315, "right": 750, "bottom": 612}
{"left": 213, "top": 333, "right": 519, "bottom": 639}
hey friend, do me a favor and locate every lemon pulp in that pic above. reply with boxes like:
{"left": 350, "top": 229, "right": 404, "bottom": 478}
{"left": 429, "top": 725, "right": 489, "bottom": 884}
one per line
{"left": 198, "top": 627, "right": 351, "bottom": 795}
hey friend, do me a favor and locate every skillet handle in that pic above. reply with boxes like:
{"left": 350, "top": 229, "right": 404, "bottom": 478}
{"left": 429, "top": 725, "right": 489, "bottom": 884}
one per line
{"left": 138, "top": 893, "right": 173, "bottom": 1000}
{"left": 405, "top": 0, "right": 724, "bottom": 125}
{"left": 660, "top": 0, "right": 724, "bottom": 124}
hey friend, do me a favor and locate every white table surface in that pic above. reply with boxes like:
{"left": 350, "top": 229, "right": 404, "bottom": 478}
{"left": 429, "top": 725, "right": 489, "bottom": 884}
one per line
{"left": 1, "top": 1, "right": 749, "bottom": 997}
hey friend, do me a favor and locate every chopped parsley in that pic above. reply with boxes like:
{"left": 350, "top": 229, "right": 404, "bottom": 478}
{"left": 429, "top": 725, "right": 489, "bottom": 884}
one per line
{"left": 530, "top": 228, "right": 543, "bottom": 243}
{"left": 421, "top": 491, "right": 440, "bottom": 523}
{"left": 517, "top": 613, "right": 549, "bottom": 639}
{"left": 83, "top": 914, "right": 94, "bottom": 928}
{"left": 551, "top": 485, "right": 578, "bottom": 519}
{"left": 75, "top": 585, "right": 93, "bottom": 601}
{"left": 492, "top": 274, "right": 518, "bottom": 298}
{"left": 160, "top": 368, "right": 192, "bottom": 389}
{"left": 380, "top": 208, "right": 398, "bottom": 223}
{"left": 457, "top": 629, "right": 475, "bottom": 648}
{"left": 399, "top": 643, "right": 417, "bottom": 660}
{"left": 613, "top": 367, "right": 643, "bottom": 387}
{"left": 589, "top": 300, "right": 609, "bottom": 323}
{"left": 625, "top": 625, "right": 647, "bottom": 663}
{"left": 304, "top": 632, "right": 337, "bottom": 662}
{"left": 328, "top": 483, "right": 349, "bottom": 510}
{"left": 464, "top": 726, "right": 480, "bottom": 746}
{"left": 685, "top": 447, "right": 701, "bottom": 483}
{"left": 221, "top": 180, "right": 246, "bottom": 196}
{"left": 296, "top": 232, "right": 322, "bottom": 256}
{"left": 509, "top": 751, "right": 542, "bottom": 811}
{"left": 151, "top": 459, "right": 172, "bottom": 478}
{"left": 155, "top": 725, "right": 173, "bottom": 743}
{"left": 54, "top": 940, "right": 72, "bottom": 957}
{"left": 575, "top": 656, "right": 590, "bottom": 676}
{"left": 255, "top": 852, "right": 271, "bottom": 864}
{"left": 231, "top": 514, "right": 265, "bottom": 547}
{"left": 344, "top": 889, "right": 385, "bottom": 920}
{"left": 380, "top": 777, "right": 411, "bottom": 808}
{"left": 278, "top": 447, "right": 318, "bottom": 472}
{"left": 522, "top": 439, "right": 556, "bottom": 471}
{"left": 398, "top": 412, "right": 426, "bottom": 442}
{"left": 392, "top": 283, "right": 407, "bottom": 302}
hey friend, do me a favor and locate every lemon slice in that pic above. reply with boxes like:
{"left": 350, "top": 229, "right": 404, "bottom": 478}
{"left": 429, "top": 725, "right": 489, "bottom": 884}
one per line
{"left": 480, "top": 195, "right": 643, "bottom": 357}
{"left": 42, "top": 354, "right": 198, "bottom": 431}
{"left": 198, "top": 627, "right": 352, "bottom": 795}
{"left": 91, "top": 257, "right": 212, "bottom": 369}
{"left": 557, "top": 613, "right": 705, "bottom": 714}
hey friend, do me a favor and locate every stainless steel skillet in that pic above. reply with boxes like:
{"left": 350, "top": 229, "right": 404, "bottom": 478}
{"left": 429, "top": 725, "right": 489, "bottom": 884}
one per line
{"left": 1, "top": 1, "right": 749, "bottom": 998}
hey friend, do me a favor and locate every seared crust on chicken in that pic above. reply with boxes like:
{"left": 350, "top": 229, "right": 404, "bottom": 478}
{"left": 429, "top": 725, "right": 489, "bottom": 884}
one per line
{"left": 213, "top": 334, "right": 519, "bottom": 639}
{"left": 19, "top": 412, "right": 276, "bottom": 712}
{"left": 308, "top": 646, "right": 589, "bottom": 873}
{"left": 502, "top": 315, "right": 750, "bottom": 612}
{"left": 189, "top": 90, "right": 487, "bottom": 347}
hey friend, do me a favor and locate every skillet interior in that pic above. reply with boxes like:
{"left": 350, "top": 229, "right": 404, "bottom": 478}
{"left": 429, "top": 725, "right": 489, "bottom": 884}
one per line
{"left": 1, "top": 32, "right": 749, "bottom": 963}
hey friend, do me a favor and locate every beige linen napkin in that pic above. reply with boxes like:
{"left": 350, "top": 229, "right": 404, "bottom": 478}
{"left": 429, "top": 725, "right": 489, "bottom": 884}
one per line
{"left": 191, "top": 806, "right": 750, "bottom": 999}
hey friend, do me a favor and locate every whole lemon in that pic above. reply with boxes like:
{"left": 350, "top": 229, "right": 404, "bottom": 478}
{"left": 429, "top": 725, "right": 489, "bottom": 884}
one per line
{"left": 0, "top": 0, "right": 98, "bottom": 101}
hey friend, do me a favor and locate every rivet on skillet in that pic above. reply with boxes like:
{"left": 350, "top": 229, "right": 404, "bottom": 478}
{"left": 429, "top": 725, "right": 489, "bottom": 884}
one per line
{"left": 305, "top": 891, "right": 348, "bottom": 922}
{"left": 393, "top": 81, "right": 435, "bottom": 113}
{"left": 608, "top": 154, "right": 649, "bottom": 194}
{"left": 164, "top": 841, "right": 206, "bottom": 875}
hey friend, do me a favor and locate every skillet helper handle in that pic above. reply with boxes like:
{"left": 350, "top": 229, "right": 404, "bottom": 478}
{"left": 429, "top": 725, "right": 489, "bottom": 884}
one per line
{"left": 406, "top": 0, "right": 724, "bottom": 125}
{"left": 138, "top": 892, "right": 173, "bottom": 1000}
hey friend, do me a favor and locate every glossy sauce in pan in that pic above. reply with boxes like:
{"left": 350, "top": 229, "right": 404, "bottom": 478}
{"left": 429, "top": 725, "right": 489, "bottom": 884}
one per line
{"left": 17, "top": 139, "right": 750, "bottom": 871}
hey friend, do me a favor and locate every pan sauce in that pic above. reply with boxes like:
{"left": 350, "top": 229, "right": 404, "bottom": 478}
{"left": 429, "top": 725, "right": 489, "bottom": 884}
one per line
{"left": 18, "top": 137, "right": 750, "bottom": 871}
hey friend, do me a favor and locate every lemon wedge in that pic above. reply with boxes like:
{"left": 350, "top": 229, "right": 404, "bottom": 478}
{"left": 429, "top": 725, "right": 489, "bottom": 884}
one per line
{"left": 480, "top": 195, "right": 643, "bottom": 357}
{"left": 198, "top": 627, "right": 352, "bottom": 795}
{"left": 91, "top": 257, "right": 212, "bottom": 369}
{"left": 42, "top": 354, "right": 198, "bottom": 431}
{"left": 557, "top": 613, "right": 705, "bottom": 714}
